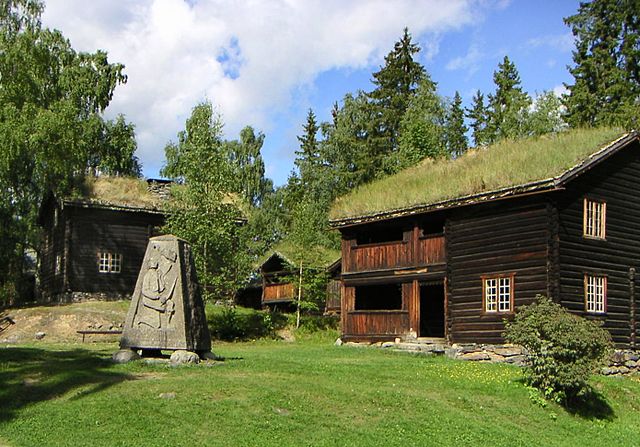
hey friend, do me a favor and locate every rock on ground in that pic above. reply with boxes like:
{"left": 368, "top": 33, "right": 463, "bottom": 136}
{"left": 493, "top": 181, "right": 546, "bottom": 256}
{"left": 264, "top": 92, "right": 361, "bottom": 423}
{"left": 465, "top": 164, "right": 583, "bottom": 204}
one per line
{"left": 170, "top": 350, "right": 200, "bottom": 364}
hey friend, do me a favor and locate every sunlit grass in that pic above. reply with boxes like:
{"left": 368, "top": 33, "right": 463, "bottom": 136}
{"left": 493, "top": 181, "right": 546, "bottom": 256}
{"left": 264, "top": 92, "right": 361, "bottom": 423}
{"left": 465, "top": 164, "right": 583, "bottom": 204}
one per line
{"left": 1, "top": 340, "right": 639, "bottom": 446}
{"left": 330, "top": 127, "right": 626, "bottom": 220}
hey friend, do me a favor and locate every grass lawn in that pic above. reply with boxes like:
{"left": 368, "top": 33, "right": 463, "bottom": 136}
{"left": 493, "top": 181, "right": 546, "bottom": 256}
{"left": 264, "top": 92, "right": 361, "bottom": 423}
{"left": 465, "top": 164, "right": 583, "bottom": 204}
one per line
{"left": 1, "top": 336, "right": 640, "bottom": 447}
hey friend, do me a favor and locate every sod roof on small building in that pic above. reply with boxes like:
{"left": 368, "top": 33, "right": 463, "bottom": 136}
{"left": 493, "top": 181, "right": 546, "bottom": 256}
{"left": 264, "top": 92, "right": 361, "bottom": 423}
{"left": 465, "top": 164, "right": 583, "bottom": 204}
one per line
{"left": 330, "top": 127, "right": 635, "bottom": 227}
{"left": 65, "top": 176, "right": 166, "bottom": 212}
{"left": 259, "top": 241, "right": 341, "bottom": 271}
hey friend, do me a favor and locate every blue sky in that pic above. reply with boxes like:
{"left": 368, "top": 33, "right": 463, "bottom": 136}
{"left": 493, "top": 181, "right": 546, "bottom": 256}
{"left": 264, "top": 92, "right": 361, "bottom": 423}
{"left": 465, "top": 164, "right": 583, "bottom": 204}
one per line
{"left": 41, "top": 0, "right": 581, "bottom": 186}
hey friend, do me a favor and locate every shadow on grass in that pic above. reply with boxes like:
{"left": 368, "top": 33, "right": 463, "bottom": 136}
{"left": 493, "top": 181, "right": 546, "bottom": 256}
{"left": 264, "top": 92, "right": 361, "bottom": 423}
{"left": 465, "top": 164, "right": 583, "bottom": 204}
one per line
{"left": 0, "top": 347, "right": 131, "bottom": 423}
{"left": 564, "top": 389, "right": 615, "bottom": 421}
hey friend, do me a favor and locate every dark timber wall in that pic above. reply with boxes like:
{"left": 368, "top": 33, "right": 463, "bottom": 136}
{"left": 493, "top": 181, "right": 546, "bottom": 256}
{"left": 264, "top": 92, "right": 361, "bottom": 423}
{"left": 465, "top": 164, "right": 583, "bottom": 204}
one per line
{"left": 39, "top": 200, "right": 164, "bottom": 300}
{"left": 446, "top": 197, "right": 550, "bottom": 344}
{"left": 68, "top": 207, "right": 164, "bottom": 295}
{"left": 557, "top": 141, "right": 640, "bottom": 347}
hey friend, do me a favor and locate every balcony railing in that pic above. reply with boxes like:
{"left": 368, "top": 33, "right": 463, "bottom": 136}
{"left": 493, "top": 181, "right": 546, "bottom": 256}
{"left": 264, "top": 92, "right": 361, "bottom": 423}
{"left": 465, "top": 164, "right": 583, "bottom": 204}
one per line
{"left": 343, "top": 235, "right": 445, "bottom": 274}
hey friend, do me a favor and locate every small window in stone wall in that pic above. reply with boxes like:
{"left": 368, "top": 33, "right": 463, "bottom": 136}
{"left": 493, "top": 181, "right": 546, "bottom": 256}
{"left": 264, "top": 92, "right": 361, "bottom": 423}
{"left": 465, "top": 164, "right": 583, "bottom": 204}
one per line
{"left": 482, "top": 274, "right": 514, "bottom": 313}
{"left": 585, "top": 274, "right": 606, "bottom": 314}
{"left": 354, "top": 283, "right": 402, "bottom": 310}
{"left": 98, "top": 252, "right": 122, "bottom": 274}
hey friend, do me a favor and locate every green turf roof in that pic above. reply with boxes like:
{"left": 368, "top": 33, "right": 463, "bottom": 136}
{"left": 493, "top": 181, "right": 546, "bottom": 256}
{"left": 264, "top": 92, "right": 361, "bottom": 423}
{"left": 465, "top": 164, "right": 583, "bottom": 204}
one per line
{"left": 260, "top": 241, "right": 341, "bottom": 270}
{"left": 330, "top": 127, "right": 631, "bottom": 225}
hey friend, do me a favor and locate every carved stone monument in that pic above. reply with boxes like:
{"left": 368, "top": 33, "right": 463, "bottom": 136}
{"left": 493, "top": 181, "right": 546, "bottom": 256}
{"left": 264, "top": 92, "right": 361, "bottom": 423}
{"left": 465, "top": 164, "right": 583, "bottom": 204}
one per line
{"left": 116, "top": 235, "right": 212, "bottom": 361}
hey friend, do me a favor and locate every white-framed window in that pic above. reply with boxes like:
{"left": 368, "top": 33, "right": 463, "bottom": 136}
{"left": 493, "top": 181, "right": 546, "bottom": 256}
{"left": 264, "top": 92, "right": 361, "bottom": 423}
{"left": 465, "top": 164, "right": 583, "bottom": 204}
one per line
{"left": 98, "top": 252, "right": 122, "bottom": 274}
{"left": 583, "top": 198, "right": 606, "bottom": 239}
{"left": 483, "top": 274, "right": 514, "bottom": 313}
{"left": 585, "top": 274, "right": 606, "bottom": 314}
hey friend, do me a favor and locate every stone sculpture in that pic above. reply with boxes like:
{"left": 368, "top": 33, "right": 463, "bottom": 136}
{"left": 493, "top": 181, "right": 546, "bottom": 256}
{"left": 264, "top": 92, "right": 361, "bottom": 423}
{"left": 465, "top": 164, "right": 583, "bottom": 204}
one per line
{"left": 114, "top": 235, "right": 212, "bottom": 362}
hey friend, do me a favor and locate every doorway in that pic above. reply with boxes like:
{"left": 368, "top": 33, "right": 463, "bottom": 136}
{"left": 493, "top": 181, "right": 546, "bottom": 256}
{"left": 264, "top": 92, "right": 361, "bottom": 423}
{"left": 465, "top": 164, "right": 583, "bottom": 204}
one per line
{"left": 419, "top": 282, "right": 445, "bottom": 338}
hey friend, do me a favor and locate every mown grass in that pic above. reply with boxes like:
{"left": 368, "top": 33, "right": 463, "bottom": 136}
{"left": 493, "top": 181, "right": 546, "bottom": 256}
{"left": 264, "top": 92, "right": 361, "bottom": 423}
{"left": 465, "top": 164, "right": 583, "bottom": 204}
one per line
{"left": 330, "top": 127, "right": 626, "bottom": 220}
{"left": 1, "top": 339, "right": 639, "bottom": 447}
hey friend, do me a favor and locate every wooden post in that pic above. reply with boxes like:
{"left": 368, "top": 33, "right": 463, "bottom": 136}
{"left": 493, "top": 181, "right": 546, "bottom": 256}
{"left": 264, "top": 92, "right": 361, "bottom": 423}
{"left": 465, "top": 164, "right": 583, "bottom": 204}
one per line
{"left": 630, "top": 267, "right": 636, "bottom": 349}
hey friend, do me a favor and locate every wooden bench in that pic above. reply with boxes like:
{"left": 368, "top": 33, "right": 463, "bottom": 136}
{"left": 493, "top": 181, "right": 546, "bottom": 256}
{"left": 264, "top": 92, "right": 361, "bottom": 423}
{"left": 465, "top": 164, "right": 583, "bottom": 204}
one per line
{"left": 77, "top": 330, "right": 122, "bottom": 343}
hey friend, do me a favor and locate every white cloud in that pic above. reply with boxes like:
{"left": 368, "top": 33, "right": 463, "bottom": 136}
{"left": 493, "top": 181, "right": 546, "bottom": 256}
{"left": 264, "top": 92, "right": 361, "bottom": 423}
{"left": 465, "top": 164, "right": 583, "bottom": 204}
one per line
{"left": 446, "top": 43, "right": 483, "bottom": 74}
{"left": 42, "top": 0, "right": 493, "bottom": 177}
{"left": 526, "top": 33, "right": 574, "bottom": 53}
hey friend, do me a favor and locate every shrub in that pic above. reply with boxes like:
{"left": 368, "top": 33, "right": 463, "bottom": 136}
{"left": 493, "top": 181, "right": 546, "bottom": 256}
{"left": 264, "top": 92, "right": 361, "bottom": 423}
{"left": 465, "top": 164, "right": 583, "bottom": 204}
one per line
{"left": 209, "top": 306, "right": 287, "bottom": 341}
{"left": 504, "top": 295, "right": 613, "bottom": 402}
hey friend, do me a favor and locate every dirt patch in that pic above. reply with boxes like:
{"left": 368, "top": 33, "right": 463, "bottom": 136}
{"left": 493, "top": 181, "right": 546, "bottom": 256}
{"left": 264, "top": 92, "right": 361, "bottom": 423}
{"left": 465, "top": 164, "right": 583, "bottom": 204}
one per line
{"left": 0, "top": 301, "right": 128, "bottom": 344}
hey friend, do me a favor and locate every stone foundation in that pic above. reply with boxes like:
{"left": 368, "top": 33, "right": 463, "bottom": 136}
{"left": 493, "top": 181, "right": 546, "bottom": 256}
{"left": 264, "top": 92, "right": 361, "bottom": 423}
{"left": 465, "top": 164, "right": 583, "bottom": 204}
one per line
{"left": 343, "top": 339, "right": 640, "bottom": 375}
{"left": 44, "top": 291, "right": 130, "bottom": 303}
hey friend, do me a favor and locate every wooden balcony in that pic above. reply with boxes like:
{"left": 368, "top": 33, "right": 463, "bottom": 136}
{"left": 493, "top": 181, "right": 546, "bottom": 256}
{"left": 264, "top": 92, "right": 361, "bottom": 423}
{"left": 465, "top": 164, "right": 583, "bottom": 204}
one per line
{"left": 343, "top": 235, "right": 445, "bottom": 274}
{"left": 416, "top": 235, "right": 446, "bottom": 265}
{"left": 343, "top": 310, "right": 409, "bottom": 337}
{"left": 262, "top": 282, "right": 295, "bottom": 303}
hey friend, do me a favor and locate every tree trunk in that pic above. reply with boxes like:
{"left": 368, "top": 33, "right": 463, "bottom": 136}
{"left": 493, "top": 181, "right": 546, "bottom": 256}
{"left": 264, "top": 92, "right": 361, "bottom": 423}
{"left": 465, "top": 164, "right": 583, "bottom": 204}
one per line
{"left": 296, "top": 260, "right": 303, "bottom": 329}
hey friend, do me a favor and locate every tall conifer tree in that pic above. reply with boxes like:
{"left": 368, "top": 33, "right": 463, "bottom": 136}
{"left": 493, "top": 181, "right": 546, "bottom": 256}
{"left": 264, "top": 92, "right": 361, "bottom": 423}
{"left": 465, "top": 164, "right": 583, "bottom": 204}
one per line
{"left": 486, "top": 56, "right": 531, "bottom": 142}
{"left": 564, "top": 0, "right": 640, "bottom": 127}
{"left": 445, "top": 91, "right": 469, "bottom": 157}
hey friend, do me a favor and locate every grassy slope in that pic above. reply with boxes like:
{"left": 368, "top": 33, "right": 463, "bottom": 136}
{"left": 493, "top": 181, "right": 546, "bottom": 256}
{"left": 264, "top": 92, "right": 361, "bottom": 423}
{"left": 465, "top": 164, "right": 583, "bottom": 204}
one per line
{"left": 330, "top": 127, "right": 625, "bottom": 220}
{"left": 1, "top": 340, "right": 639, "bottom": 447}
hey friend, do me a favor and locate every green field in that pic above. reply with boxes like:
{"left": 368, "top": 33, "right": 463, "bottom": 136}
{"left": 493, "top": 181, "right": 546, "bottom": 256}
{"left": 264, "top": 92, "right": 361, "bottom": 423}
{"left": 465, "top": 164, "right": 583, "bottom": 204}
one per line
{"left": 1, "top": 336, "right": 639, "bottom": 447}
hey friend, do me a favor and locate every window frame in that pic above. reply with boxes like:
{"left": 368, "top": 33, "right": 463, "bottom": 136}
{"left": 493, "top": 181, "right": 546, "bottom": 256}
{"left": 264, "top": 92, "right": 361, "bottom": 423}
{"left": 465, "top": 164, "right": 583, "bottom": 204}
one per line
{"left": 98, "top": 252, "right": 123, "bottom": 274}
{"left": 584, "top": 274, "right": 607, "bottom": 314}
{"left": 481, "top": 273, "right": 515, "bottom": 314}
{"left": 583, "top": 198, "right": 606, "bottom": 240}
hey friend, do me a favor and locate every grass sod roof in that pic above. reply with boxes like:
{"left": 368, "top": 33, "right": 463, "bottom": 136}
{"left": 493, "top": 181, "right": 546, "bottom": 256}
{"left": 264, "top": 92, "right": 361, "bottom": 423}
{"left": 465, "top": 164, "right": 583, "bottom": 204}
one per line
{"left": 66, "top": 176, "right": 165, "bottom": 211}
{"left": 259, "top": 241, "right": 341, "bottom": 271}
{"left": 330, "top": 127, "right": 633, "bottom": 226}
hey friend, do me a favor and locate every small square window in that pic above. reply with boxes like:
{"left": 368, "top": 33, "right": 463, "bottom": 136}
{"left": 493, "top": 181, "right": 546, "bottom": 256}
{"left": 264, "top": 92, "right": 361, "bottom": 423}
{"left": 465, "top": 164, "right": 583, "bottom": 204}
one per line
{"left": 583, "top": 198, "right": 606, "bottom": 239}
{"left": 483, "top": 274, "right": 513, "bottom": 313}
{"left": 585, "top": 275, "right": 606, "bottom": 314}
{"left": 98, "top": 252, "right": 122, "bottom": 274}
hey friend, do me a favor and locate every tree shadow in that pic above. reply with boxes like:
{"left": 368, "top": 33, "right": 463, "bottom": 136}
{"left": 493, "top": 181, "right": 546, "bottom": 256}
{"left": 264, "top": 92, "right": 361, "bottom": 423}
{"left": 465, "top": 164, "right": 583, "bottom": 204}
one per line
{"left": 563, "top": 389, "right": 615, "bottom": 421}
{"left": 0, "top": 347, "right": 132, "bottom": 423}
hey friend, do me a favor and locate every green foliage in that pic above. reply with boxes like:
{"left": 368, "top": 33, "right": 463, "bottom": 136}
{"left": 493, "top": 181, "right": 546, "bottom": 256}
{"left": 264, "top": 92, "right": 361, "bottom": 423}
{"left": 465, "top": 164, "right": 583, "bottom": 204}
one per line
{"left": 529, "top": 91, "right": 566, "bottom": 136}
{"left": 445, "top": 91, "right": 469, "bottom": 157}
{"left": 208, "top": 305, "right": 287, "bottom": 341}
{"left": 486, "top": 56, "right": 532, "bottom": 142}
{"left": 0, "top": 0, "right": 136, "bottom": 297}
{"left": 225, "top": 126, "right": 271, "bottom": 207}
{"left": 505, "top": 295, "right": 613, "bottom": 402}
{"left": 467, "top": 90, "right": 491, "bottom": 147}
{"left": 564, "top": 0, "right": 640, "bottom": 128}
{"left": 396, "top": 74, "right": 447, "bottom": 170}
{"left": 368, "top": 27, "right": 426, "bottom": 162}
{"left": 161, "top": 101, "right": 244, "bottom": 299}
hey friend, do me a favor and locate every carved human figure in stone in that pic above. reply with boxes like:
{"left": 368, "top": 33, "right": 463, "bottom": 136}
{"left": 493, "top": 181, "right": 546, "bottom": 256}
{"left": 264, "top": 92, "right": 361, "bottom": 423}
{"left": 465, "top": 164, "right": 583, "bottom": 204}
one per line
{"left": 135, "top": 245, "right": 177, "bottom": 329}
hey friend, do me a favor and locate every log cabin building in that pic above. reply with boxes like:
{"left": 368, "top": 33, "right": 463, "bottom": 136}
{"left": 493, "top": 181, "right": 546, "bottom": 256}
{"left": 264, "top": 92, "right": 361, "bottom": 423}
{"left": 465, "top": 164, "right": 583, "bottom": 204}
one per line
{"left": 38, "top": 177, "right": 169, "bottom": 301}
{"left": 259, "top": 243, "right": 341, "bottom": 312}
{"left": 330, "top": 129, "right": 640, "bottom": 348}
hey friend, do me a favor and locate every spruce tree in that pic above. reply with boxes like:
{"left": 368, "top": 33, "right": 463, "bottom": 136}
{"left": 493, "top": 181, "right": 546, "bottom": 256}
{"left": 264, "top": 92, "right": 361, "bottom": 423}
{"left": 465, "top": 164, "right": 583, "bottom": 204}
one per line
{"left": 486, "top": 56, "right": 531, "bottom": 142}
{"left": 467, "top": 90, "right": 490, "bottom": 147}
{"left": 368, "top": 28, "right": 426, "bottom": 172}
{"left": 564, "top": 0, "right": 640, "bottom": 128}
{"left": 445, "top": 91, "right": 469, "bottom": 157}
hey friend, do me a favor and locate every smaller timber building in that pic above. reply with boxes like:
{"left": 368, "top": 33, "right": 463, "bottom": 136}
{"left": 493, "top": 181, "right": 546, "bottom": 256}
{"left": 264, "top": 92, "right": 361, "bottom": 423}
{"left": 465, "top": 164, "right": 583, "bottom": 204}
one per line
{"left": 259, "top": 243, "right": 341, "bottom": 312}
{"left": 38, "top": 177, "right": 168, "bottom": 301}
{"left": 330, "top": 129, "right": 640, "bottom": 348}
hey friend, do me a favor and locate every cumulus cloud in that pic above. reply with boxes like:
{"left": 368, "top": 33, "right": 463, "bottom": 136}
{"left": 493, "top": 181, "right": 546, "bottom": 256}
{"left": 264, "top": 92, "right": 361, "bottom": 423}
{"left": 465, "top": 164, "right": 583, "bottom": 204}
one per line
{"left": 42, "top": 0, "right": 494, "bottom": 177}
